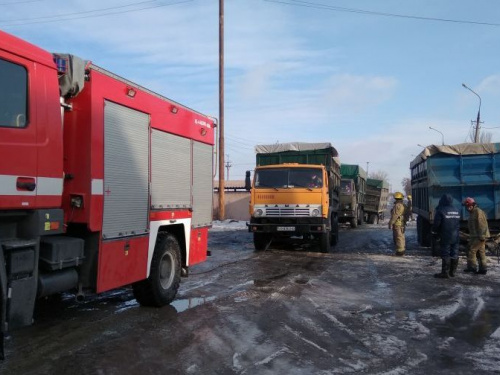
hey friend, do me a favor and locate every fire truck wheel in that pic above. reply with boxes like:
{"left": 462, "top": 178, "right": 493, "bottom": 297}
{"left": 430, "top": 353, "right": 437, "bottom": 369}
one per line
{"left": 133, "top": 233, "right": 181, "bottom": 307}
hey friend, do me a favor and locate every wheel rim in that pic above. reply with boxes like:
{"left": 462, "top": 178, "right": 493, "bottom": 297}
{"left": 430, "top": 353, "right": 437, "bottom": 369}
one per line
{"left": 159, "top": 252, "right": 175, "bottom": 289}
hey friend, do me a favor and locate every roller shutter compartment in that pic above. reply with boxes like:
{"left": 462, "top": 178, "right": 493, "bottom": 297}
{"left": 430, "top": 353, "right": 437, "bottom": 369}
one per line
{"left": 192, "top": 141, "right": 213, "bottom": 228}
{"left": 102, "top": 101, "right": 150, "bottom": 239}
{"left": 151, "top": 129, "right": 191, "bottom": 209}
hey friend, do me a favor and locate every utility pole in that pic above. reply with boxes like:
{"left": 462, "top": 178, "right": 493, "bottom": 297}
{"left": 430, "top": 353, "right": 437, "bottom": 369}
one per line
{"left": 475, "top": 109, "right": 481, "bottom": 143}
{"left": 225, "top": 154, "right": 232, "bottom": 181}
{"left": 366, "top": 161, "right": 369, "bottom": 177}
{"left": 218, "top": 0, "right": 225, "bottom": 220}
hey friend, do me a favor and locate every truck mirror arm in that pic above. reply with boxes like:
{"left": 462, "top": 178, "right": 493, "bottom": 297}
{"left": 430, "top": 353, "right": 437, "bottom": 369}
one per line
{"left": 244, "top": 170, "right": 251, "bottom": 191}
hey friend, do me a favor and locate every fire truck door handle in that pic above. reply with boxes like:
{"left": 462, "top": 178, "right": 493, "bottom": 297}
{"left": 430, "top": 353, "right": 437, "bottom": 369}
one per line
{"left": 16, "top": 177, "right": 36, "bottom": 191}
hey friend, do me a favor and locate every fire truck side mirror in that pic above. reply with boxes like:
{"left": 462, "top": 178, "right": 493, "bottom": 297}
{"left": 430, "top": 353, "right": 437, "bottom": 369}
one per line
{"left": 245, "top": 171, "right": 251, "bottom": 191}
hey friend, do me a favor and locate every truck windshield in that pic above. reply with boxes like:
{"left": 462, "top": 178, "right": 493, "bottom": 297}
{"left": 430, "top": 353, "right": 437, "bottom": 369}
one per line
{"left": 340, "top": 180, "right": 353, "bottom": 195}
{"left": 255, "top": 168, "right": 323, "bottom": 189}
{"left": 0, "top": 59, "right": 28, "bottom": 128}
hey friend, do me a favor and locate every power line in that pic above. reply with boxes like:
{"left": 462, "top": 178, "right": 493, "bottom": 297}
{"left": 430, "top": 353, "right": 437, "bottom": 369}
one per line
{"left": 226, "top": 138, "right": 259, "bottom": 149}
{"left": 226, "top": 133, "right": 270, "bottom": 146}
{"left": 264, "top": 0, "right": 500, "bottom": 27}
{"left": 0, "top": 0, "right": 45, "bottom": 5}
{"left": 1, "top": 0, "right": 193, "bottom": 27}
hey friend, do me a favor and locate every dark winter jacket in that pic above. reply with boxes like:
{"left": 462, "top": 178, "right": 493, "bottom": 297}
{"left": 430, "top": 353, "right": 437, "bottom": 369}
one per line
{"left": 432, "top": 194, "right": 460, "bottom": 244}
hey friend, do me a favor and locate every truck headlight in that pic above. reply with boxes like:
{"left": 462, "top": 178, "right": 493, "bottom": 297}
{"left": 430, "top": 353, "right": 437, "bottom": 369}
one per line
{"left": 311, "top": 209, "right": 320, "bottom": 217}
{"left": 254, "top": 209, "right": 264, "bottom": 217}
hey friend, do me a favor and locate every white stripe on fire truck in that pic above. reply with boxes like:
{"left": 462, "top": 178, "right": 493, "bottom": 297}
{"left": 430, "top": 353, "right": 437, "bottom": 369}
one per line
{"left": 0, "top": 175, "right": 62, "bottom": 196}
{"left": 92, "top": 179, "right": 104, "bottom": 195}
{"left": 37, "top": 177, "right": 63, "bottom": 195}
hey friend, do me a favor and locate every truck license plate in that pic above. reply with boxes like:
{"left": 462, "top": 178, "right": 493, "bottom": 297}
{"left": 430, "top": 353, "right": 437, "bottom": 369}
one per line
{"left": 277, "top": 226, "right": 295, "bottom": 231}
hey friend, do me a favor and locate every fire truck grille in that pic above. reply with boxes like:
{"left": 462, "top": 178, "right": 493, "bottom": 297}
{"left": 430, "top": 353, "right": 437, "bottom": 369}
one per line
{"left": 265, "top": 208, "right": 311, "bottom": 217}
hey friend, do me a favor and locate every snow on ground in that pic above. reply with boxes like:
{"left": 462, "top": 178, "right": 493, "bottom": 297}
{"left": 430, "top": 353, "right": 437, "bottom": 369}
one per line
{"left": 211, "top": 220, "right": 248, "bottom": 231}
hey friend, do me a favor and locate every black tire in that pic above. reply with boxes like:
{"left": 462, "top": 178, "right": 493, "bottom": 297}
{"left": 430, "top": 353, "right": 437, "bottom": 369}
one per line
{"left": 253, "top": 233, "right": 271, "bottom": 251}
{"left": 319, "top": 231, "right": 330, "bottom": 253}
{"left": 350, "top": 216, "right": 358, "bottom": 228}
{"left": 368, "top": 214, "right": 376, "bottom": 224}
{"left": 357, "top": 208, "right": 364, "bottom": 226}
{"left": 133, "top": 233, "right": 181, "bottom": 307}
{"left": 417, "top": 216, "right": 422, "bottom": 245}
{"left": 421, "top": 218, "right": 432, "bottom": 247}
{"left": 431, "top": 235, "right": 441, "bottom": 257}
{"left": 330, "top": 215, "right": 339, "bottom": 247}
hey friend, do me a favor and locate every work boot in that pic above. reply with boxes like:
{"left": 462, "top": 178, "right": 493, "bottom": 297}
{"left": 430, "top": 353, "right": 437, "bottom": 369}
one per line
{"left": 463, "top": 260, "right": 477, "bottom": 273}
{"left": 475, "top": 269, "right": 487, "bottom": 275}
{"left": 434, "top": 258, "right": 450, "bottom": 279}
{"left": 463, "top": 266, "right": 477, "bottom": 273}
{"left": 449, "top": 258, "right": 459, "bottom": 277}
{"left": 395, "top": 250, "right": 405, "bottom": 256}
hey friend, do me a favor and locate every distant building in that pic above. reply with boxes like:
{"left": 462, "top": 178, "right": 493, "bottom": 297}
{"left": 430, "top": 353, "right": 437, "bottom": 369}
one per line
{"left": 213, "top": 180, "right": 250, "bottom": 221}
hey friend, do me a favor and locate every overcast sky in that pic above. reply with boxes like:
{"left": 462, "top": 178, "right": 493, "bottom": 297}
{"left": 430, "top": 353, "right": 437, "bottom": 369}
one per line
{"left": 3, "top": 0, "right": 500, "bottom": 190}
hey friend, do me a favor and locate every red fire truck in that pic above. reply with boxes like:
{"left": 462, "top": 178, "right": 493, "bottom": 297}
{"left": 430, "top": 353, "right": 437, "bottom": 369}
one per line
{"left": 0, "top": 30, "right": 215, "bottom": 357}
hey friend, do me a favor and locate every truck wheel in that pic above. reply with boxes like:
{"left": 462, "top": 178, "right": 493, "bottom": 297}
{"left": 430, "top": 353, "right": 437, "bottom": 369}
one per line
{"left": 133, "top": 233, "right": 181, "bottom": 307}
{"left": 330, "top": 215, "right": 339, "bottom": 247}
{"left": 421, "top": 218, "right": 432, "bottom": 247}
{"left": 431, "top": 235, "right": 441, "bottom": 257}
{"left": 368, "top": 214, "right": 376, "bottom": 224}
{"left": 253, "top": 233, "right": 271, "bottom": 251}
{"left": 350, "top": 217, "right": 358, "bottom": 228}
{"left": 417, "top": 216, "right": 422, "bottom": 245}
{"left": 319, "top": 231, "right": 330, "bottom": 253}
{"left": 357, "top": 208, "right": 364, "bottom": 226}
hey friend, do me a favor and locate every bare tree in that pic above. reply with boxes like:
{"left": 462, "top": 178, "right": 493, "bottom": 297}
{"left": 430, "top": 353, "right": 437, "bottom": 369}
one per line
{"left": 369, "top": 170, "right": 389, "bottom": 182}
{"left": 401, "top": 177, "right": 411, "bottom": 196}
{"left": 468, "top": 129, "right": 493, "bottom": 143}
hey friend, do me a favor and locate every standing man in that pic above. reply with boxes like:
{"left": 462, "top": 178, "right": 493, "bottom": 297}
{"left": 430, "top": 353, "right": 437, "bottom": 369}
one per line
{"left": 389, "top": 192, "right": 406, "bottom": 256}
{"left": 463, "top": 197, "right": 490, "bottom": 275}
{"left": 432, "top": 194, "right": 461, "bottom": 278}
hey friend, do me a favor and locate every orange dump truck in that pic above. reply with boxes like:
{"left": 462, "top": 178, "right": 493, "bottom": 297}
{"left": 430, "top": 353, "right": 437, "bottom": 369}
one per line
{"left": 246, "top": 142, "right": 341, "bottom": 252}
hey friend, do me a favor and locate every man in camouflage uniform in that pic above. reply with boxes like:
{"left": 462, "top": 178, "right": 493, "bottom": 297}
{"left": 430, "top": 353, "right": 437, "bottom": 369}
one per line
{"left": 463, "top": 197, "right": 490, "bottom": 275}
{"left": 389, "top": 192, "right": 406, "bottom": 256}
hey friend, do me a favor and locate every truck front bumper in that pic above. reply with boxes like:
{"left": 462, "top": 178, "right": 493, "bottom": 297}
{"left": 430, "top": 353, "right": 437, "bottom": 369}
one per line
{"left": 247, "top": 218, "right": 328, "bottom": 234}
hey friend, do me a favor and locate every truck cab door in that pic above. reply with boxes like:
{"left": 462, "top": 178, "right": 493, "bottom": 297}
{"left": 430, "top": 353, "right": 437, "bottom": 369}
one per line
{"left": 0, "top": 54, "right": 37, "bottom": 209}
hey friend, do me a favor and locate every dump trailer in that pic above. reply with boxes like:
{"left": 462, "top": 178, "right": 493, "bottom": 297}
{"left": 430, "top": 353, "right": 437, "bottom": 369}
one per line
{"left": 246, "top": 142, "right": 341, "bottom": 253}
{"left": 339, "top": 164, "right": 367, "bottom": 228}
{"left": 364, "top": 178, "right": 390, "bottom": 224}
{"left": 0, "top": 30, "right": 215, "bottom": 358}
{"left": 410, "top": 143, "right": 500, "bottom": 254}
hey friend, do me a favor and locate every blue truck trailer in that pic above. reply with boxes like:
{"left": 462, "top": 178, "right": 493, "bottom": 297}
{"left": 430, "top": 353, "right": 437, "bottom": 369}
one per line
{"left": 410, "top": 143, "right": 500, "bottom": 253}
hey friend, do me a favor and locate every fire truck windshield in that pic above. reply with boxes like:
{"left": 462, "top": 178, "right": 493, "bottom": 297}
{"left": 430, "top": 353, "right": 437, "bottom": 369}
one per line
{"left": 255, "top": 168, "right": 323, "bottom": 189}
{"left": 0, "top": 58, "right": 28, "bottom": 128}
